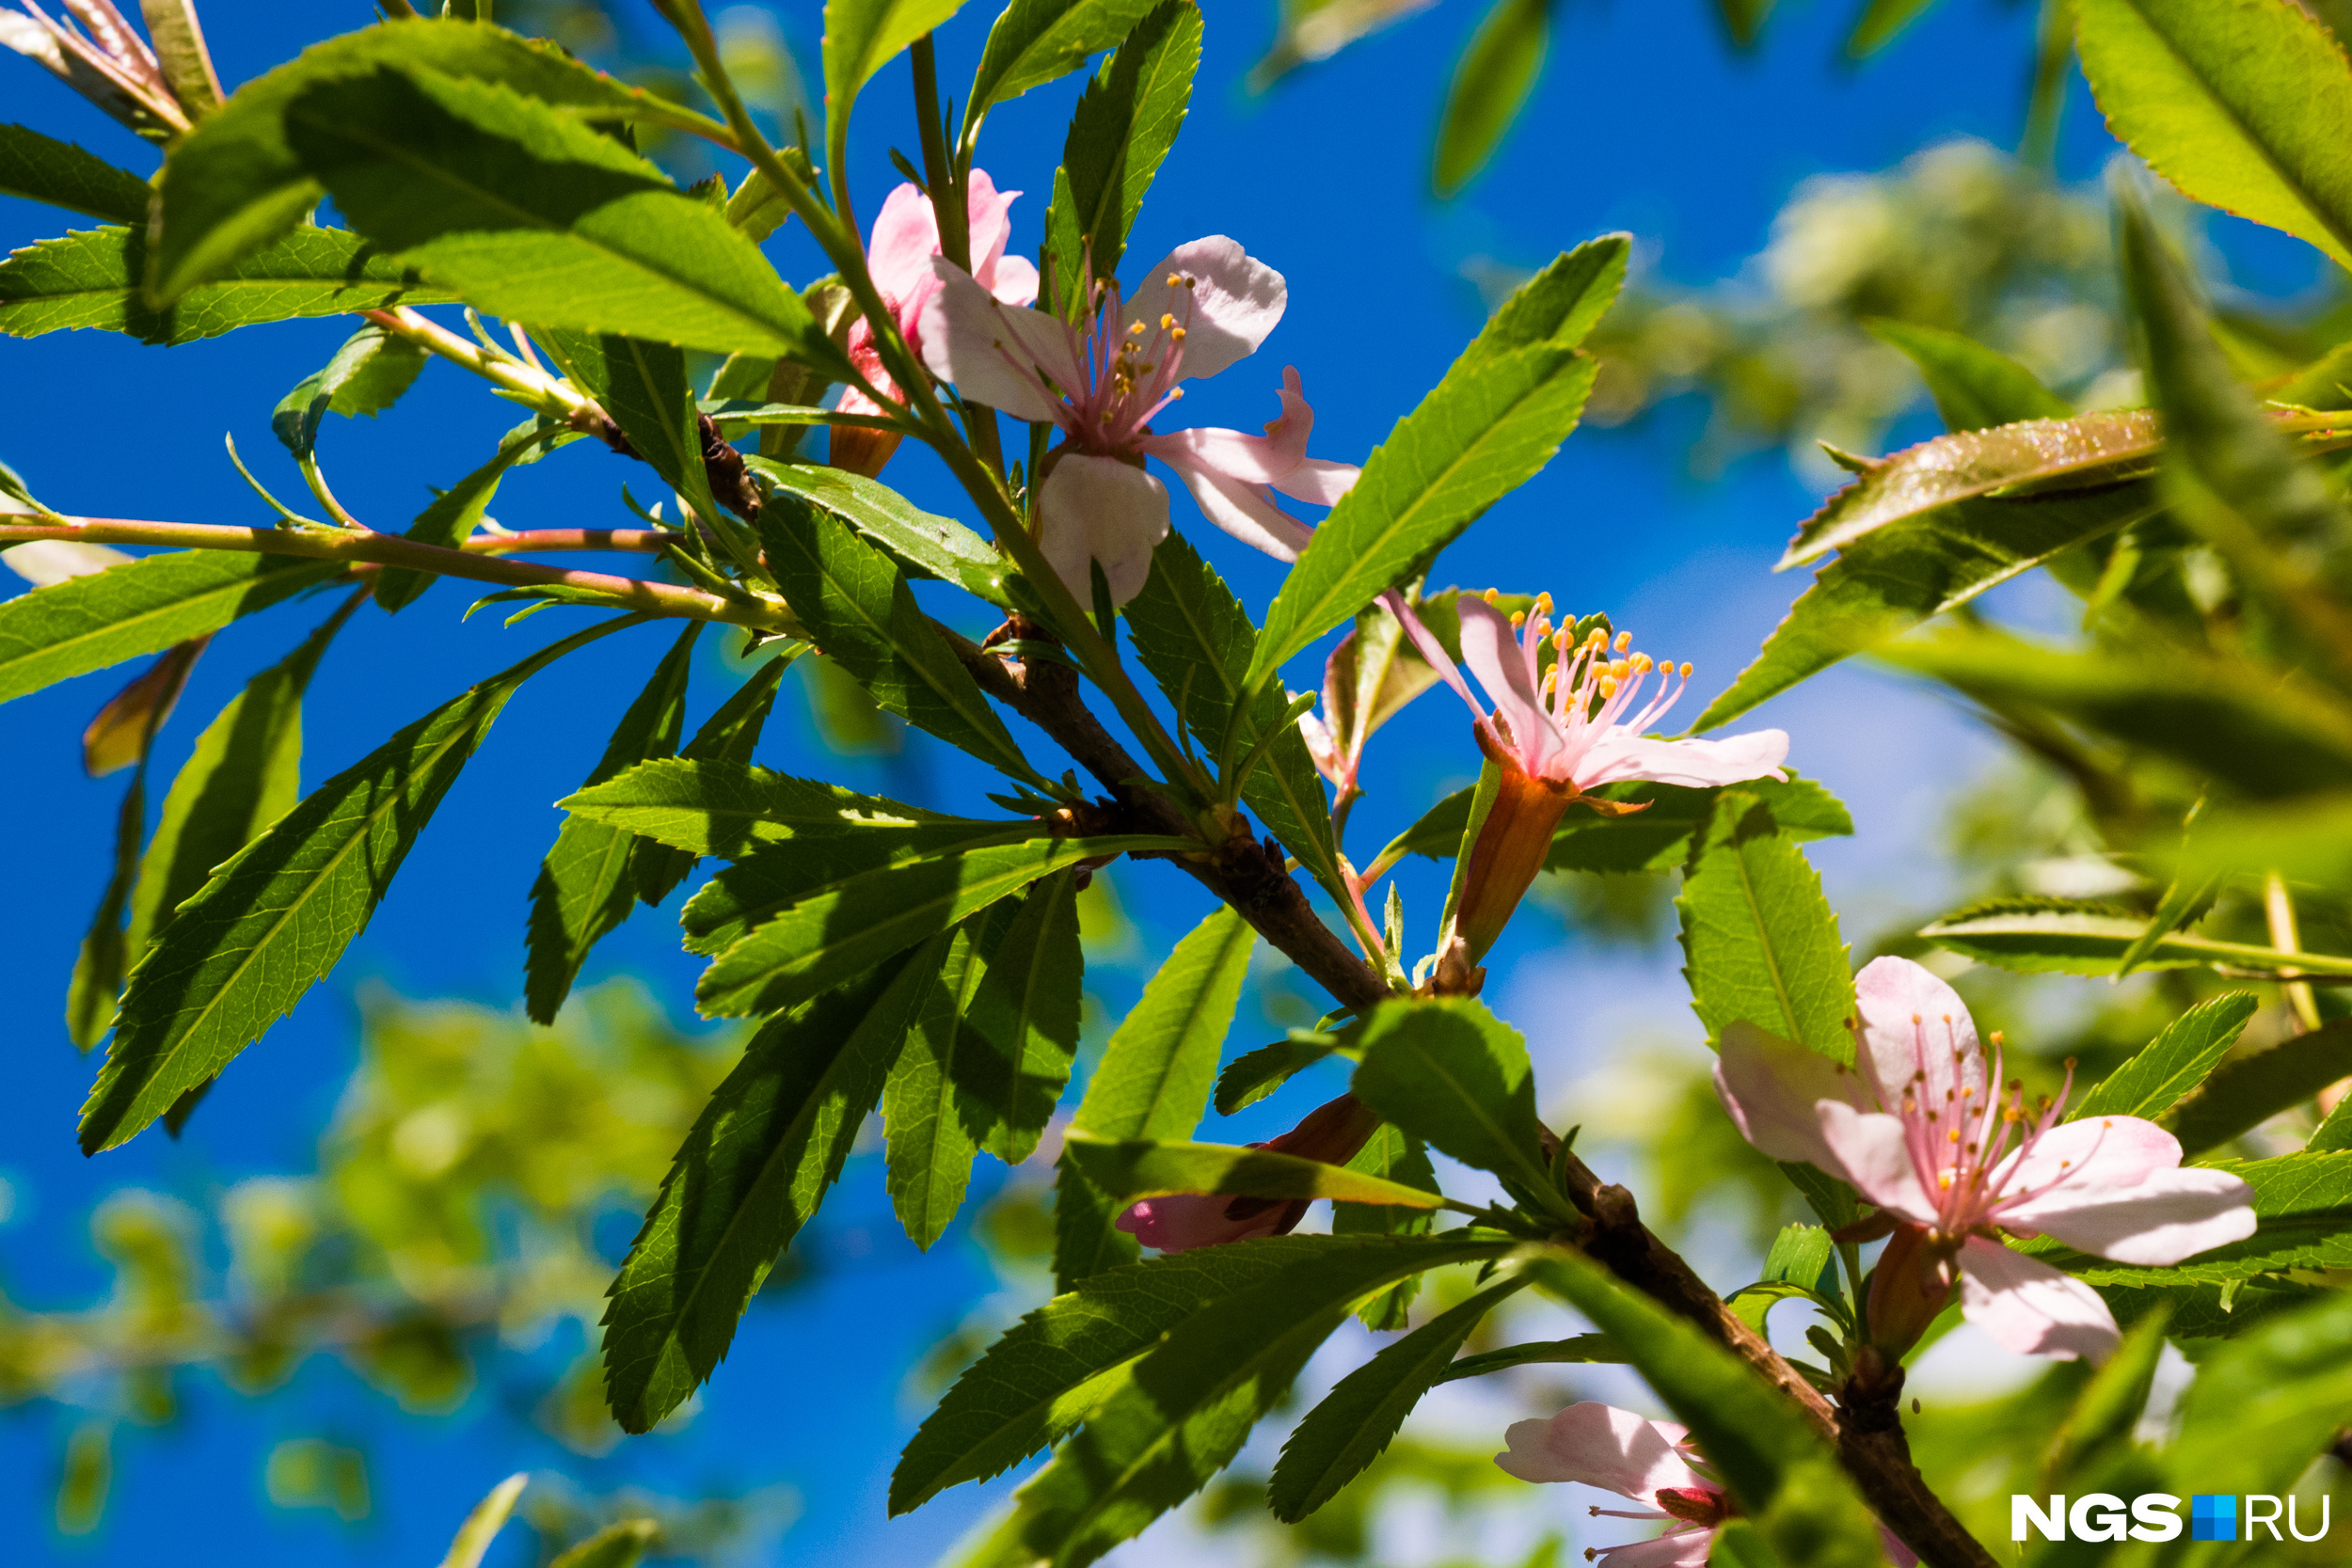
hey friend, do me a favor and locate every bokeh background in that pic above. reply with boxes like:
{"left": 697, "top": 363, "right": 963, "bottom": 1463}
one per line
{"left": 0, "top": 0, "right": 2327, "bottom": 1562}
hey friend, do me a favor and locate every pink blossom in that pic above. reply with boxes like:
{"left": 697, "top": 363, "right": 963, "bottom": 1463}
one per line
{"left": 918, "top": 237, "right": 1358, "bottom": 603}
{"left": 1114, "top": 1093, "right": 1379, "bottom": 1253}
{"left": 1499, "top": 1402, "right": 1917, "bottom": 1567}
{"left": 1711, "top": 956, "right": 2257, "bottom": 1363}
{"left": 834, "top": 172, "right": 1039, "bottom": 474}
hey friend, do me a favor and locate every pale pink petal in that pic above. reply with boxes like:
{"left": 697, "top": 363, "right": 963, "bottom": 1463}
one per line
{"left": 1389, "top": 591, "right": 1484, "bottom": 718}
{"left": 1992, "top": 1117, "right": 2183, "bottom": 1200}
{"left": 963, "top": 167, "right": 1019, "bottom": 285}
{"left": 1956, "top": 1234, "right": 2119, "bottom": 1362}
{"left": 1852, "top": 957, "right": 1986, "bottom": 1126}
{"left": 918, "top": 261, "right": 1083, "bottom": 425}
{"left": 1493, "top": 1403, "right": 1708, "bottom": 1497}
{"left": 1141, "top": 434, "right": 1314, "bottom": 562}
{"left": 1595, "top": 1531, "right": 1714, "bottom": 1568}
{"left": 1115, "top": 1194, "right": 1284, "bottom": 1251}
{"left": 4, "top": 539, "right": 131, "bottom": 586}
{"left": 1127, "top": 237, "right": 1286, "bottom": 382}
{"left": 2002, "top": 1166, "right": 2256, "bottom": 1266}
{"left": 1273, "top": 456, "right": 1359, "bottom": 505}
{"left": 1573, "top": 727, "right": 1789, "bottom": 790}
{"left": 864, "top": 182, "right": 944, "bottom": 312}
{"left": 988, "top": 253, "right": 1041, "bottom": 307}
{"left": 1815, "top": 1101, "right": 1938, "bottom": 1224}
{"left": 1711, "top": 1020, "right": 1855, "bottom": 1168}
{"left": 1038, "top": 453, "right": 1169, "bottom": 606}
{"left": 1456, "top": 597, "right": 1563, "bottom": 776}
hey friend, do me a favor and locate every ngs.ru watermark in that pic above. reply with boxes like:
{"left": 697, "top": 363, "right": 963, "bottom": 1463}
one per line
{"left": 2013, "top": 1493, "right": 2332, "bottom": 1543}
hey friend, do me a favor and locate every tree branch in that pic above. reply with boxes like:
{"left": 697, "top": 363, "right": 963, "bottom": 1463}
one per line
{"left": 946, "top": 626, "right": 1391, "bottom": 1012}
{"left": 0, "top": 517, "right": 795, "bottom": 633}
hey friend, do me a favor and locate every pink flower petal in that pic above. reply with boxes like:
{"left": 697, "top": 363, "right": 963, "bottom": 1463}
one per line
{"left": 1993, "top": 1117, "right": 2182, "bottom": 1199}
{"left": 1456, "top": 597, "right": 1563, "bottom": 777}
{"left": 1128, "top": 237, "right": 1286, "bottom": 382}
{"left": 918, "top": 261, "right": 1083, "bottom": 425}
{"left": 1273, "top": 456, "right": 1359, "bottom": 505}
{"left": 963, "top": 166, "right": 1020, "bottom": 286}
{"left": 1573, "top": 727, "right": 1789, "bottom": 790}
{"left": 865, "top": 181, "right": 945, "bottom": 317}
{"left": 1852, "top": 957, "right": 1986, "bottom": 1129}
{"left": 1880, "top": 1525, "right": 1921, "bottom": 1567}
{"left": 1038, "top": 453, "right": 1169, "bottom": 606}
{"left": 1144, "top": 441, "right": 1314, "bottom": 562}
{"left": 988, "top": 253, "right": 1041, "bottom": 307}
{"left": 1711, "top": 1020, "right": 1854, "bottom": 1169}
{"left": 1596, "top": 1530, "right": 1714, "bottom": 1568}
{"left": 1115, "top": 1194, "right": 1285, "bottom": 1251}
{"left": 1956, "top": 1234, "right": 2119, "bottom": 1362}
{"left": 1493, "top": 1403, "right": 1708, "bottom": 1497}
{"left": 2003, "top": 1165, "right": 2256, "bottom": 1266}
{"left": 1815, "top": 1101, "right": 1938, "bottom": 1224}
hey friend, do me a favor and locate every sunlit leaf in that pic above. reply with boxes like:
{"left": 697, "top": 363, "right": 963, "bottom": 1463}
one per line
{"left": 1431, "top": 0, "right": 1549, "bottom": 198}
{"left": 0, "top": 122, "right": 152, "bottom": 224}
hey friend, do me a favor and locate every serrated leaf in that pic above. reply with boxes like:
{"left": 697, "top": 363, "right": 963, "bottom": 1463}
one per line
{"left": 1435, "top": 1332, "right": 1625, "bottom": 1384}
{"left": 1524, "top": 1252, "right": 1883, "bottom": 1568}
{"left": 694, "top": 835, "right": 1179, "bottom": 1018}
{"left": 151, "top": 17, "right": 663, "bottom": 300}
{"left": 1330, "top": 1121, "right": 1438, "bottom": 1328}
{"left": 524, "top": 622, "right": 697, "bottom": 1024}
{"left": 1268, "top": 1272, "right": 1529, "bottom": 1521}
{"left": 2162, "top": 1290, "right": 2352, "bottom": 1497}
{"left": 274, "top": 324, "right": 429, "bottom": 459}
{"left": 2077, "top": 0, "right": 2352, "bottom": 270}
{"left": 634, "top": 655, "right": 791, "bottom": 907}
{"left": 602, "top": 948, "right": 939, "bottom": 1432}
{"left": 965, "top": 0, "right": 1167, "bottom": 127}
{"left": 1391, "top": 772, "right": 1852, "bottom": 874}
{"left": 824, "top": 0, "right": 967, "bottom": 162}
{"left": 969, "top": 869, "right": 1083, "bottom": 1164}
{"left": 1864, "top": 318, "right": 2074, "bottom": 432}
{"left": 279, "top": 67, "right": 846, "bottom": 367}
{"left": 675, "top": 819, "right": 1019, "bottom": 956}
{"left": 1350, "top": 997, "right": 1563, "bottom": 1212}
{"left": 2035, "top": 1149, "right": 2352, "bottom": 1283}
{"left": 565, "top": 755, "right": 986, "bottom": 858}
{"left": 1247, "top": 238, "right": 1626, "bottom": 692}
{"left": 1061, "top": 1135, "right": 1449, "bottom": 1208}
{"left": 2162, "top": 1020, "right": 2352, "bottom": 1155}
{"left": 982, "top": 1234, "right": 1518, "bottom": 1566}
{"left": 82, "top": 615, "right": 639, "bottom": 1152}
{"left": 0, "top": 224, "right": 453, "bottom": 345}
{"left": 884, "top": 906, "right": 1014, "bottom": 1249}
{"left": 1126, "top": 531, "right": 1340, "bottom": 895}
{"left": 0, "top": 551, "right": 342, "bottom": 707}
{"left": 1039, "top": 0, "right": 1200, "bottom": 307}
{"left": 69, "top": 768, "right": 148, "bottom": 1052}
{"left": 0, "top": 123, "right": 152, "bottom": 224}
{"left": 596, "top": 335, "right": 721, "bottom": 527}
{"left": 1214, "top": 1031, "right": 1347, "bottom": 1115}
{"left": 757, "top": 483, "right": 1035, "bottom": 781}
{"left": 1431, "top": 0, "right": 1549, "bottom": 198}
{"left": 1920, "top": 897, "right": 2352, "bottom": 977}
{"left": 743, "top": 457, "right": 1000, "bottom": 597}
{"left": 2071, "top": 991, "right": 2259, "bottom": 1123}
{"left": 1052, "top": 1145, "right": 1138, "bottom": 1291}
{"left": 1676, "top": 789, "right": 1854, "bottom": 1059}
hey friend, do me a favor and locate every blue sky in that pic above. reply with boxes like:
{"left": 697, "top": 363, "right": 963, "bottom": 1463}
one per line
{"left": 0, "top": 0, "right": 2175, "bottom": 1560}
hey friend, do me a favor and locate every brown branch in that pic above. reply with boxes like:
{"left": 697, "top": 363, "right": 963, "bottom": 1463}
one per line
{"left": 1564, "top": 1164, "right": 1995, "bottom": 1568}
{"left": 946, "top": 626, "right": 1390, "bottom": 1012}
{"left": 0, "top": 517, "right": 795, "bottom": 633}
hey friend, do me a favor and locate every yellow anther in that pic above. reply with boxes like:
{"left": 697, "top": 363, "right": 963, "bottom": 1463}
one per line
{"left": 1614, "top": 631, "right": 1632, "bottom": 652}
{"left": 1160, "top": 312, "right": 1176, "bottom": 330}
{"left": 1586, "top": 628, "right": 1607, "bottom": 649}
{"left": 1599, "top": 676, "right": 1618, "bottom": 697}
{"left": 1128, "top": 321, "right": 1145, "bottom": 336}
{"left": 1483, "top": 587, "right": 1501, "bottom": 604}
{"left": 1609, "top": 658, "right": 1629, "bottom": 679}
{"left": 1170, "top": 326, "right": 1186, "bottom": 341}
{"left": 1631, "top": 653, "right": 1653, "bottom": 673}
{"left": 1510, "top": 610, "right": 1526, "bottom": 627}
{"left": 1553, "top": 629, "right": 1570, "bottom": 651}
{"left": 1939, "top": 1172, "right": 1954, "bottom": 1190}
{"left": 1535, "top": 592, "right": 1554, "bottom": 614}
{"left": 1679, "top": 661, "right": 1692, "bottom": 678}
{"left": 1948, "top": 1129, "right": 1962, "bottom": 1143}
{"left": 1166, "top": 272, "right": 1182, "bottom": 286}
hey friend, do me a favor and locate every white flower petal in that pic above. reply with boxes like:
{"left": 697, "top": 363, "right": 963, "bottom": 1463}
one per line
{"left": 918, "top": 261, "right": 1081, "bottom": 425}
{"left": 2004, "top": 1165, "right": 2256, "bottom": 1266}
{"left": 1711, "top": 1020, "right": 1852, "bottom": 1169}
{"left": 1127, "top": 236, "right": 1285, "bottom": 382}
{"left": 1815, "top": 1101, "right": 1938, "bottom": 1223}
{"left": 1573, "top": 727, "right": 1788, "bottom": 790}
{"left": 1038, "top": 453, "right": 1169, "bottom": 607}
{"left": 1852, "top": 956, "right": 1986, "bottom": 1128}
{"left": 1494, "top": 1402, "right": 1708, "bottom": 1497}
{"left": 1956, "top": 1234, "right": 2119, "bottom": 1362}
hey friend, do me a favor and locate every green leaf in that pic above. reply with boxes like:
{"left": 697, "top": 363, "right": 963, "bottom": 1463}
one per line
{"left": 757, "top": 484, "right": 1036, "bottom": 782}
{"left": 441, "top": 1474, "right": 529, "bottom": 1568}
{"left": 2041, "top": 1307, "right": 2169, "bottom": 1489}
{"left": 1431, "top": 0, "right": 1549, "bottom": 198}
{"left": 2162, "top": 1290, "right": 2352, "bottom": 1498}
{"left": 2035, "top": 1149, "right": 2352, "bottom": 1283}
{"left": 1349, "top": 997, "right": 1563, "bottom": 1213}
{"left": 0, "top": 551, "right": 342, "bottom": 707}
{"left": 675, "top": 820, "right": 1016, "bottom": 957}
{"left": 1268, "top": 1272, "right": 1531, "bottom": 1521}
{"left": 890, "top": 1232, "right": 1507, "bottom": 1516}
{"left": 69, "top": 768, "right": 148, "bottom": 1053}
{"left": 884, "top": 908, "right": 1010, "bottom": 1250}
{"left": 1848, "top": 0, "right": 1941, "bottom": 55}
{"left": 1247, "top": 237, "right": 1626, "bottom": 692}
{"left": 1039, "top": 0, "right": 1200, "bottom": 306}
{"left": 969, "top": 869, "right": 1084, "bottom": 1164}
{"left": 274, "top": 325, "right": 429, "bottom": 459}
{"left": 986, "top": 1235, "right": 1518, "bottom": 1565}
{"left": 1329, "top": 1121, "right": 1438, "bottom": 1328}
{"left": 1392, "top": 773, "right": 1853, "bottom": 874}
{"left": 2071, "top": 991, "right": 2259, "bottom": 1123}
{"left": 1879, "top": 628, "right": 2352, "bottom": 800}
{"left": 2077, "top": 0, "right": 2352, "bottom": 269}
{"left": 602, "top": 948, "right": 939, "bottom": 1433}
{"left": 524, "top": 622, "right": 698, "bottom": 1024}
{"left": 374, "top": 421, "right": 564, "bottom": 612}
{"left": 1863, "top": 318, "right": 2074, "bottom": 431}
{"left": 2161, "top": 1019, "right": 2352, "bottom": 1155}
{"left": 965, "top": 0, "right": 1168, "bottom": 128}
{"left": 0, "top": 224, "right": 453, "bottom": 346}
{"left": 0, "top": 123, "right": 152, "bottom": 224}
{"left": 1525, "top": 1252, "right": 1884, "bottom": 1568}
{"left": 1920, "top": 896, "right": 2352, "bottom": 977}
{"left": 566, "top": 756, "right": 987, "bottom": 859}
{"left": 1214, "top": 1031, "right": 1348, "bottom": 1115}
{"left": 824, "top": 0, "right": 968, "bottom": 148}
{"left": 1061, "top": 1135, "right": 1450, "bottom": 1208}
{"left": 82, "top": 615, "right": 640, "bottom": 1152}
{"left": 596, "top": 336, "right": 721, "bottom": 527}
{"left": 139, "top": 0, "right": 224, "bottom": 121}
{"left": 1676, "top": 790, "right": 1854, "bottom": 1059}
{"left": 634, "top": 656, "right": 791, "bottom": 907}
{"left": 124, "top": 602, "right": 349, "bottom": 971}
{"left": 744, "top": 458, "right": 1001, "bottom": 594}
{"left": 1126, "top": 531, "right": 1340, "bottom": 895}
{"left": 1434, "top": 1333, "right": 1624, "bottom": 1384}
{"left": 1053, "top": 1146, "right": 1140, "bottom": 1290}
{"left": 150, "top": 17, "right": 662, "bottom": 300}
{"left": 547, "top": 1521, "right": 658, "bottom": 1568}
{"left": 694, "top": 836, "right": 1180, "bottom": 1018}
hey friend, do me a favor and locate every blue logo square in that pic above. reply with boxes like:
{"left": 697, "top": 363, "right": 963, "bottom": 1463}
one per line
{"left": 2192, "top": 1495, "right": 2237, "bottom": 1542}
